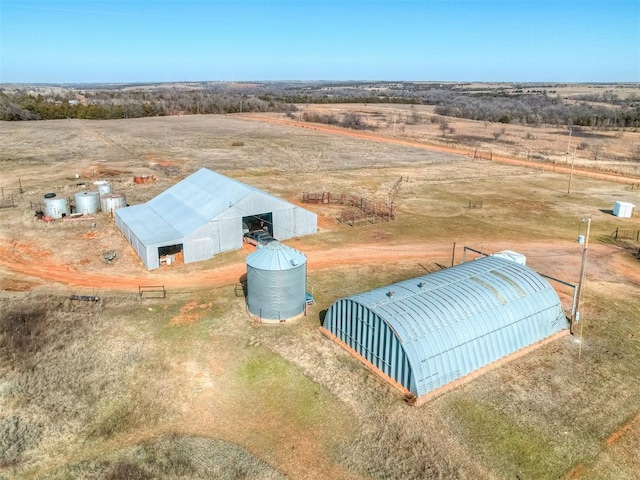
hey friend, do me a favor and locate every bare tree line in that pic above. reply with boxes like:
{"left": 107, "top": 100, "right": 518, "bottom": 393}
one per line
{"left": 1, "top": 81, "right": 639, "bottom": 129}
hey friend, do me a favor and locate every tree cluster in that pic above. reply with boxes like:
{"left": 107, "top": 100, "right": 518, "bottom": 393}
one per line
{"left": 432, "top": 93, "right": 640, "bottom": 128}
{"left": 2, "top": 82, "right": 639, "bottom": 130}
{"left": 301, "top": 111, "right": 372, "bottom": 130}
{"left": 0, "top": 88, "right": 297, "bottom": 121}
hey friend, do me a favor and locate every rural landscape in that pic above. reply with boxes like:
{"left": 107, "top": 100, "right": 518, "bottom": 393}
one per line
{"left": 1, "top": 81, "right": 640, "bottom": 479}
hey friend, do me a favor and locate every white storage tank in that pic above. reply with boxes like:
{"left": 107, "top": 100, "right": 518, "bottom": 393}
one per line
{"left": 101, "top": 193, "right": 126, "bottom": 215}
{"left": 613, "top": 201, "right": 635, "bottom": 218}
{"left": 43, "top": 194, "right": 70, "bottom": 219}
{"left": 74, "top": 191, "right": 101, "bottom": 214}
{"left": 492, "top": 250, "right": 527, "bottom": 265}
{"left": 246, "top": 242, "right": 307, "bottom": 322}
{"left": 94, "top": 180, "right": 112, "bottom": 197}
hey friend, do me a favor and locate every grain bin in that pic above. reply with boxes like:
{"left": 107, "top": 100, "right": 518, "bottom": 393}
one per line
{"left": 101, "top": 193, "right": 126, "bottom": 215}
{"left": 246, "top": 242, "right": 307, "bottom": 322}
{"left": 74, "top": 191, "right": 101, "bottom": 214}
{"left": 94, "top": 180, "right": 112, "bottom": 196}
{"left": 43, "top": 194, "right": 70, "bottom": 219}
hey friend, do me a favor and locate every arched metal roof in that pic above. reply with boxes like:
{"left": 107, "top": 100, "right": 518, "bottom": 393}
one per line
{"left": 324, "top": 256, "right": 567, "bottom": 398}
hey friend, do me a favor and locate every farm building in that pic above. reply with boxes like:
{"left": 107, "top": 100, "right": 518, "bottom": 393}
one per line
{"left": 246, "top": 241, "right": 308, "bottom": 322}
{"left": 115, "top": 168, "right": 317, "bottom": 270}
{"left": 613, "top": 201, "right": 635, "bottom": 218}
{"left": 321, "top": 255, "right": 568, "bottom": 402}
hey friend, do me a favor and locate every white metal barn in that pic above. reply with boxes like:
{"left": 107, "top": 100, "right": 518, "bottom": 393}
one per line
{"left": 115, "top": 168, "right": 317, "bottom": 270}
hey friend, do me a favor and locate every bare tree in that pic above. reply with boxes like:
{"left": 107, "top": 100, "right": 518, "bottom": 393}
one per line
{"left": 591, "top": 143, "right": 603, "bottom": 161}
{"left": 438, "top": 118, "right": 450, "bottom": 137}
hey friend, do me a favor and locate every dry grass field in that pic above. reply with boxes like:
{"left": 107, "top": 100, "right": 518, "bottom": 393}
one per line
{"left": 0, "top": 111, "right": 639, "bottom": 479}
{"left": 289, "top": 103, "right": 640, "bottom": 177}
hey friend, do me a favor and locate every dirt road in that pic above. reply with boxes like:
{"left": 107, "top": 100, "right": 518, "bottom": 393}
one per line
{"left": 1, "top": 237, "right": 638, "bottom": 294}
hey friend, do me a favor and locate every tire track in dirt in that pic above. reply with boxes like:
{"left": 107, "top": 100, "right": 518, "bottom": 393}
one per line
{"left": 0, "top": 239, "right": 448, "bottom": 291}
{"left": 1, "top": 238, "right": 639, "bottom": 293}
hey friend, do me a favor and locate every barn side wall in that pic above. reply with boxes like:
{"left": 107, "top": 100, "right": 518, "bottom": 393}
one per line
{"left": 115, "top": 213, "right": 156, "bottom": 270}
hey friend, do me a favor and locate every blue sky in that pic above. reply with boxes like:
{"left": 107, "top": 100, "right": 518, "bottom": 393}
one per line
{"left": 1, "top": 0, "right": 638, "bottom": 83}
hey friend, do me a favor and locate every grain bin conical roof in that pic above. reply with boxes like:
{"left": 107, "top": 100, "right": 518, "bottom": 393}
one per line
{"left": 246, "top": 241, "right": 307, "bottom": 271}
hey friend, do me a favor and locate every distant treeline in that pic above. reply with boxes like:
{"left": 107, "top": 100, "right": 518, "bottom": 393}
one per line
{"left": 0, "top": 89, "right": 297, "bottom": 121}
{"left": 1, "top": 82, "right": 639, "bottom": 128}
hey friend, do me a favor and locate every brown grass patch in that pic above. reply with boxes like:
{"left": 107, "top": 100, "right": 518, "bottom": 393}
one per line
{"left": 170, "top": 302, "right": 215, "bottom": 325}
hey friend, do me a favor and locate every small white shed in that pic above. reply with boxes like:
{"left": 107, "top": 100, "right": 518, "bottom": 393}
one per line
{"left": 613, "top": 201, "right": 635, "bottom": 218}
{"left": 492, "top": 250, "right": 527, "bottom": 265}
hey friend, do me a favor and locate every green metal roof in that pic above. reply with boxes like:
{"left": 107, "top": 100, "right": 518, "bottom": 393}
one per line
{"left": 324, "top": 256, "right": 568, "bottom": 398}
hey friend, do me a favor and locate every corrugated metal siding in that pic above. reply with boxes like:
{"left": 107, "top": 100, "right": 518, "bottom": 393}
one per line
{"left": 272, "top": 207, "right": 317, "bottom": 240}
{"left": 184, "top": 237, "right": 214, "bottom": 264}
{"left": 247, "top": 265, "right": 307, "bottom": 320}
{"left": 216, "top": 218, "right": 243, "bottom": 252}
{"left": 115, "top": 168, "right": 317, "bottom": 270}
{"left": 246, "top": 243, "right": 307, "bottom": 320}
{"left": 116, "top": 213, "right": 154, "bottom": 269}
{"left": 323, "top": 256, "right": 567, "bottom": 398}
{"left": 324, "top": 299, "right": 412, "bottom": 389}
{"left": 218, "top": 192, "right": 284, "bottom": 220}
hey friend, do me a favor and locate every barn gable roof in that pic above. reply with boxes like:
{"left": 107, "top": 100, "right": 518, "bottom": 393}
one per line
{"left": 116, "top": 168, "right": 298, "bottom": 247}
{"left": 147, "top": 168, "right": 292, "bottom": 236}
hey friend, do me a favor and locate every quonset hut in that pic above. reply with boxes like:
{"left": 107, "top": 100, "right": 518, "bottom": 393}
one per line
{"left": 321, "top": 255, "right": 568, "bottom": 403}
{"left": 115, "top": 168, "right": 317, "bottom": 270}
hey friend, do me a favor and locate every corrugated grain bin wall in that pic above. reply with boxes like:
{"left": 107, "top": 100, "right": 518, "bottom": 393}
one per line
{"left": 74, "top": 191, "right": 101, "bottom": 214}
{"left": 94, "top": 181, "right": 112, "bottom": 196}
{"left": 246, "top": 242, "right": 307, "bottom": 321}
{"left": 101, "top": 193, "right": 127, "bottom": 215}
{"left": 43, "top": 195, "right": 70, "bottom": 219}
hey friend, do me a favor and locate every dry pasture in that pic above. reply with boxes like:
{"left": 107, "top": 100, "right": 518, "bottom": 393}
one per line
{"left": 0, "top": 113, "right": 639, "bottom": 479}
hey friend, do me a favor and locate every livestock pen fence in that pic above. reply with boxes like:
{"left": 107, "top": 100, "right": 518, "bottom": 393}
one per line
{"left": 0, "top": 178, "right": 24, "bottom": 209}
{"left": 139, "top": 285, "right": 167, "bottom": 299}
{"left": 302, "top": 191, "right": 397, "bottom": 226}
{"left": 612, "top": 227, "right": 640, "bottom": 242}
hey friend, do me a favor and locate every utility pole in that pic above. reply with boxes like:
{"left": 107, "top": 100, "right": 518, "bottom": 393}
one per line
{"left": 567, "top": 126, "right": 573, "bottom": 160}
{"left": 572, "top": 216, "right": 591, "bottom": 334}
{"left": 567, "top": 146, "right": 577, "bottom": 194}
{"left": 451, "top": 242, "right": 456, "bottom": 267}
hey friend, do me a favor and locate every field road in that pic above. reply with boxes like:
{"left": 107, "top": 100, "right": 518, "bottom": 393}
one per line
{"left": 239, "top": 114, "right": 640, "bottom": 185}
{"left": 1, "top": 238, "right": 638, "bottom": 294}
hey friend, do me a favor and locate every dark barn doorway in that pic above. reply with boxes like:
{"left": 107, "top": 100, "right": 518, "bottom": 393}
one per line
{"left": 242, "top": 212, "right": 274, "bottom": 236}
{"left": 158, "top": 244, "right": 184, "bottom": 266}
